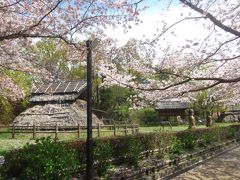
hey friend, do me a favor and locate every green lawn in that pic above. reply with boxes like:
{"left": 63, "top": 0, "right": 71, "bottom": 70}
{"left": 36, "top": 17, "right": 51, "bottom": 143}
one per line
{"left": 0, "top": 139, "right": 34, "bottom": 155}
{"left": 0, "top": 122, "right": 237, "bottom": 155}
{"left": 139, "top": 122, "right": 234, "bottom": 133}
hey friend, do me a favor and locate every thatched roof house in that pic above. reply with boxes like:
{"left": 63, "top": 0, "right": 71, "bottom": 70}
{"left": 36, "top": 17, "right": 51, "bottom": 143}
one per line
{"left": 155, "top": 99, "right": 190, "bottom": 116}
{"left": 13, "top": 80, "right": 103, "bottom": 127}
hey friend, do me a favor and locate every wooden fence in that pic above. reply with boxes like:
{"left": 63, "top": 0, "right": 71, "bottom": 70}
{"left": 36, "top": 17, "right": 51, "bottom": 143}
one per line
{"left": 0, "top": 124, "right": 139, "bottom": 140}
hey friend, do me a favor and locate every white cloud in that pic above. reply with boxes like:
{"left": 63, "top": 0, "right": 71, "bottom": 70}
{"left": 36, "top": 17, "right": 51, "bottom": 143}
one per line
{"left": 104, "top": 4, "right": 210, "bottom": 47}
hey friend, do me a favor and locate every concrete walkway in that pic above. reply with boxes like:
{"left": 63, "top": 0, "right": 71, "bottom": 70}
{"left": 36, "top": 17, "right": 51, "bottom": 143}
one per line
{"left": 173, "top": 146, "right": 240, "bottom": 180}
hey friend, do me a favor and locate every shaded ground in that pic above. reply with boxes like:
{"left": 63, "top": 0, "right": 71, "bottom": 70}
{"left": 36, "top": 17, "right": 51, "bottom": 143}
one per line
{"left": 174, "top": 145, "right": 240, "bottom": 180}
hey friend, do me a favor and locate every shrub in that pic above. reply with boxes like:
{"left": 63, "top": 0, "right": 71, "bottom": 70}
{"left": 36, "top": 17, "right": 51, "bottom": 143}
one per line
{"left": 94, "top": 139, "right": 112, "bottom": 177}
{"left": 68, "top": 139, "right": 86, "bottom": 172}
{"left": 1, "top": 137, "right": 79, "bottom": 179}
{"left": 169, "top": 137, "right": 184, "bottom": 158}
{"left": 1, "top": 126, "right": 238, "bottom": 179}
{"left": 122, "top": 136, "right": 141, "bottom": 167}
{"left": 152, "top": 130, "right": 174, "bottom": 159}
{"left": 178, "top": 130, "right": 198, "bottom": 150}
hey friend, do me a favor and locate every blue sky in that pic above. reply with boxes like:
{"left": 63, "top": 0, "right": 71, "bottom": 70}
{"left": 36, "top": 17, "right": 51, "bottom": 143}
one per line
{"left": 140, "top": 0, "right": 181, "bottom": 14}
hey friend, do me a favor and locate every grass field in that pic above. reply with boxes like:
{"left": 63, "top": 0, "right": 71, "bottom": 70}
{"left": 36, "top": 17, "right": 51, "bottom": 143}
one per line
{"left": 0, "top": 122, "right": 236, "bottom": 155}
{"left": 139, "top": 122, "right": 234, "bottom": 133}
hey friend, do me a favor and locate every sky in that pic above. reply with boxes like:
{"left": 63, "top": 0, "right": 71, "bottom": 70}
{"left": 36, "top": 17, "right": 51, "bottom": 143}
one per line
{"left": 105, "top": 0, "right": 209, "bottom": 47}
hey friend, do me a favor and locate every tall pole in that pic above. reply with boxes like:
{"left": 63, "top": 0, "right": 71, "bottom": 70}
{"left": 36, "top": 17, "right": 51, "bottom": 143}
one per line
{"left": 86, "top": 40, "right": 93, "bottom": 180}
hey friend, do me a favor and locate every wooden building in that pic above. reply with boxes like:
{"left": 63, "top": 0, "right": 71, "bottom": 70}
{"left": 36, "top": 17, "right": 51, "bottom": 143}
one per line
{"left": 13, "top": 80, "right": 103, "bottom": 127}
{"left": 155, "top": 99, "right": 190, "bottom": 117}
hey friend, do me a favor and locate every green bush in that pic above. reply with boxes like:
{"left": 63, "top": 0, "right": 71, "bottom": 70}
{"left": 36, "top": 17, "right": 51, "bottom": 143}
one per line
{"left": 122, "top": 136, "right": 141, "bottom": 167}
{"left": 68, "top": 139, "right": 86, "bottom": 170}
{"left": 94, "top": 139, "right": 112, "bottom": 177}
{"left": 178, "top": 130, "right": 198, "bottom": 150}
{"left": 1, "top": 137, "right": 79, "bottom": 179}
{"left": 169, "top": 137, "right": 184, "bottom": 158}
{"left": 152, "top": 130, "right": 173, "bottom": 159}
{"left": 2, "top": 125, "right": 234, "bottom": 178}
{"left": 198, "top": 127, "right": 222, "bottom": 146}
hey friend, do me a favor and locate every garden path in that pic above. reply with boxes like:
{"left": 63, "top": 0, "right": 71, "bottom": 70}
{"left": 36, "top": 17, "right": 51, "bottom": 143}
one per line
{"left": 173, "top": 145, "right": 240, "bottom": 180}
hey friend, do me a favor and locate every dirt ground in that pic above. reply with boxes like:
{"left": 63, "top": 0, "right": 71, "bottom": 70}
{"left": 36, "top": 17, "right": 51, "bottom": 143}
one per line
{"left": 173, "top": 146, "right": 240, "bottom": 180}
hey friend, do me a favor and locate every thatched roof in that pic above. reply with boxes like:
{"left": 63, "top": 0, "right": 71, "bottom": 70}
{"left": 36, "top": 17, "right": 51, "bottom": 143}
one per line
{"left": 13, "top": 100, "right": 103, "bottom": 127}
{"left": 155, "top": 99, "right": 190, "bottom": 110}
{"left": 30, "top": 80, "right": 86, "bottom": 102}
{"left": 14, "top": 80, "right": 105, "bottom": 128}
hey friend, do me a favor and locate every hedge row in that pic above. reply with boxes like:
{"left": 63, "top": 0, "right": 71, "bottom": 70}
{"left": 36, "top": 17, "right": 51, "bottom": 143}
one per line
{"left": 1, "top": 125, "right": 239, "bottom": 179}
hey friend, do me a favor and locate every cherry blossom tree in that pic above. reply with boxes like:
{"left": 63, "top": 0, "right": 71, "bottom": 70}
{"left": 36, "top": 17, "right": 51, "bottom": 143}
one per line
{"left": 0, "top": 0, "right": 143, "bottom": 100}
{"left": 1, "top": 0, "right": 240, "bottom": 107}
{"left": 99, "top": 0, "right": 240, "bottom": 106}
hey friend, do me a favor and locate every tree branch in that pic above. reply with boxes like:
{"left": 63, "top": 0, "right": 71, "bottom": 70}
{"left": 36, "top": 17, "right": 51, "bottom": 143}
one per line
{"left": 0, "top": 0, "right": 63, "bottom": 41}
{"left": 0, "top": 0, "right": 22, "bottom": 9}
{"left": 151, "top": 16, "right": 206, "bottom": 44}
{"left": 180, "top": 0, "right": 240, "bottom": 37}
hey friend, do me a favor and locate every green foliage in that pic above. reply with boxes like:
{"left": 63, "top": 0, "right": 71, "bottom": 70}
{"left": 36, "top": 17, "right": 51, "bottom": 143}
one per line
{"left": 29, "top": 39, "right": 86, "bottom": 80}
{"left": 153, "top": 130, "right": 174, "bottom": 159}
{"left": 0, "top": 69, "right": 31, "bottom": 125}
{"left": 31, "top": 39, "right": 68, "bottom": 73}
{"left": 5, "top": 70, "right": 32, "bottom": 95}
{"left": 67, "top": 64, "right": 86, "bottom": 80}
{"left": 1, "top": 137, "right": 79, "bottom": 179}
{"left": 129, "top": 107, "right": 159, "bottom": 124}
{"left": 94, "top": 139, "right": 112, "bottom": 177}
{"left": 99, "top": 85, "right": 132, "bottom": 122}
{"left": 122, "top": 136, "right": 141, "bottom": 167}
{"left": 179, "top": 130, "right": 199, "bottom": 150}
{"left": 192, "top": 90, "right": 226, "bottom": 121}
{"left": 0, "top": 96, "right": 29, "bottom": 125}
{"left": 1, "top": 126, "right": 238, "bottom": 178}
{"left": 0, "top": 97, "right": 14, "bottom": 125}
{"left": 169, "top": 137, "right": 184, "bottom": 157}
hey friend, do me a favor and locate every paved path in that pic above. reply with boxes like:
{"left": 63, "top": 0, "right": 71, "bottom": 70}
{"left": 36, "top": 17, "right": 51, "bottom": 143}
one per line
{"left": 173, "top": 146, "right": 240, "bottom": 180}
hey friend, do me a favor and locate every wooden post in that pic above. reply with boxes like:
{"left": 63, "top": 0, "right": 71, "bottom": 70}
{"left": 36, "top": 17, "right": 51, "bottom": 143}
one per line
{"left": 114, "top": 124, "right": 116, "bottom": 136}
{"left": 12, "top": 124, "right": 15, "bottom": 139}
{"left": 33, "top": 124, "right": 36, "bottom": 139}
{"left": 125, "top": 124, "right": 127, "bottom": 136}
{"left": 97, "top": 124, "right": 101, "bottom": 137}
{"left": 55, "top": 124, "right": 58, "bottom": 140}
{"left": 77, "top": 124, "right": 80, "bottom": 139}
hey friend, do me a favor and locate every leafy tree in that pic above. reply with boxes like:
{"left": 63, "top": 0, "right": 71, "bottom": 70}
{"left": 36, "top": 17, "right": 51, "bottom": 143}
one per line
{"left": 129, "top": 107, "right": 159, "bottom": 124}
{"left": 29, "top": 39, "right": 85, "bottom": 81}
{"left": 192, "top": 90, "right": 226, "bottom": 121}
{"left": 0, "top": 97, "right": 14, "bottom": 125}
{"left": 99, "top": 85, "right": 132, "bottom": 122}
{"left": 0, "top": 69, "right": 32, "bottom": 124}
{"left": 67, "top": 64, "right": 86, "bottom": 81}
